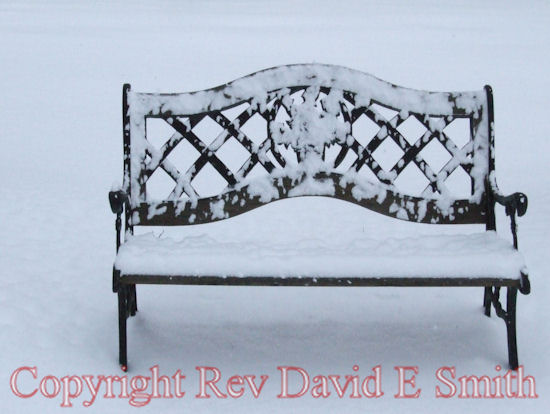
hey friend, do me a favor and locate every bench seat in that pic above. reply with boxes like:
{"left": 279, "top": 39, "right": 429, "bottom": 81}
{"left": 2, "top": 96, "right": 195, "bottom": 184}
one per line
{"left": 115, "top": 231, "right": 525, "bottom": 282}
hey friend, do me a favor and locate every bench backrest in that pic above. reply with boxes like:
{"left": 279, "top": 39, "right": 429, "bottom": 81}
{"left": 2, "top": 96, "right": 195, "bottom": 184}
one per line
{"left": 122, "top": 64, "right": 495, "bottom": 228}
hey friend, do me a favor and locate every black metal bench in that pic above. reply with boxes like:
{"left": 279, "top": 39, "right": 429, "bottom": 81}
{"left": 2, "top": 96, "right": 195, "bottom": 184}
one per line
{"left": 109, "top": 64, "right": 530, "bottom": 371}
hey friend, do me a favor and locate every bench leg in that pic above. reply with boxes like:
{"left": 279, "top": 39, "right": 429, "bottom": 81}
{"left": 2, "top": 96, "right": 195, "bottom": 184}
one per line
{"left": 483, "top": 286, "right": 492, "bottom": 317}
{"left": 118, "top": 285, "right": 128, "bottom": 371}
{"left": 486, "top": 286, "right": 520, "bottom": 370}
{"left": 129, "top": 284, "right": 137, "bottom": 316}
{"left": 505, "top": 287, "right": 519, "bottom": 370}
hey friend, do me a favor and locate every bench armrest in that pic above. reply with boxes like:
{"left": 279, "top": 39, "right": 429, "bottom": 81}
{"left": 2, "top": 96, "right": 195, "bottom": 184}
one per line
{"left": 489, "top": 175, "right": 527, "bottom": 249}
{"left": 489, "top": 172, "right": 528, "bottom": 216}
{"left": 108, "top": 188, "right": 128, "bottom": 252}
{"left": 489, "top": 173, "right": 528, "bottom": 220}
{"left": 489, "top": 174, "right": 530, "bottom": 294}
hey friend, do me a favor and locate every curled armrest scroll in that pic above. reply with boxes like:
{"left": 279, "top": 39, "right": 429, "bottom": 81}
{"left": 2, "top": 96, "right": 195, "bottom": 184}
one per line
{"left": 494, "top": 192, "right": 528, "bottom": 218}
{"left": 109, "top": 190, "right": 128, "bottom": 215}
{"left": 489, "top": 175, "right": 527, "bottom": 250}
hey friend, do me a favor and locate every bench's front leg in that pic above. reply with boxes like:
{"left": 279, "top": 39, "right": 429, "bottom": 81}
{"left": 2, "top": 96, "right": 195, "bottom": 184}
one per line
{"left": 487, "top": 286, "right": 519, "bottom": 370}
{"left": 118, "top": 285, "right": 129, "bottom": 371}
{"left": 505, "top": 287, "right": 518, "bottom": 370}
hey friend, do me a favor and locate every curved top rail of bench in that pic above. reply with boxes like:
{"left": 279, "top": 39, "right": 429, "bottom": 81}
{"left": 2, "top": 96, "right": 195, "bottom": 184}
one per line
{"left": 129, "top": 63, "right": 485, "bottom": 117}
{"left": 123, "top": 64, "right": 492, "bottom": 226}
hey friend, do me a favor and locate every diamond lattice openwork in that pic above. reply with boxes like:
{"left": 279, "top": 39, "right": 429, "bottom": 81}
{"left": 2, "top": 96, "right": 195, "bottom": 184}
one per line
{"left": 396, "top": 116, "right": 427, "bottom": 146}
{"left": 138, "top": 84, "right": 476, "bottom": 206}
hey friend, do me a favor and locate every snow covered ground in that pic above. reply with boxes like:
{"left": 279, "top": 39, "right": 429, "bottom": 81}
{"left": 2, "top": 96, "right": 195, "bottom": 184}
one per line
{"left": 1, "top": 0, "right": 548, "bottom": 412}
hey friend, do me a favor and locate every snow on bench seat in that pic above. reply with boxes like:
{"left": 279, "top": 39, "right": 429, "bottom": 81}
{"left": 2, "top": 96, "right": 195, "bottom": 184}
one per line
{"left": 114, "top": 231, "right": 525, "bottom": 279}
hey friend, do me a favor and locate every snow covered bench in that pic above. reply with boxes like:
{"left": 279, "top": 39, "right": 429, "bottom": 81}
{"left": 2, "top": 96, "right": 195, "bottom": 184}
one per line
{"left": 109, "top": 64, "right": 530, "bottom": 371}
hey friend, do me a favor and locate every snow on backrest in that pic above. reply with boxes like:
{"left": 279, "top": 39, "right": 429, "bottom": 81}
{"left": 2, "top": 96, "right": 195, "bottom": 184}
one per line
{"left": 124, "top": 64, "right": 490, "bottom": 226}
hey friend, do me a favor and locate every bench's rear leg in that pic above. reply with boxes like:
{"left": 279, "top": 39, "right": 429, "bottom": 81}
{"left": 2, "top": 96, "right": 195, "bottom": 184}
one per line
{"left": 506, "top": 287, "right": 519, "bottom": 370}
{"left": 129, "top": 284, "right": 137, "bottom": 316}
{"left": 118, "top": 285, "right": 128, "bottom": 371}
{"left": 483, "top": 286, "right": 492, "bottom": 317}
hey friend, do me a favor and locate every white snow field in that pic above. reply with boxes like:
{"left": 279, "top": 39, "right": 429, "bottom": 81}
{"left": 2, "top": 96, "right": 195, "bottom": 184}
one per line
{"left": 1, "top": 0, "right": 548, "bottom": 412}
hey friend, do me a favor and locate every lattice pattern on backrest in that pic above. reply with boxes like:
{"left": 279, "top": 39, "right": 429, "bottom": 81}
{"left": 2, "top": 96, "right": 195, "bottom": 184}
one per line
{"left": 124, "top": 64, "right": 490, "bottom": 225}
